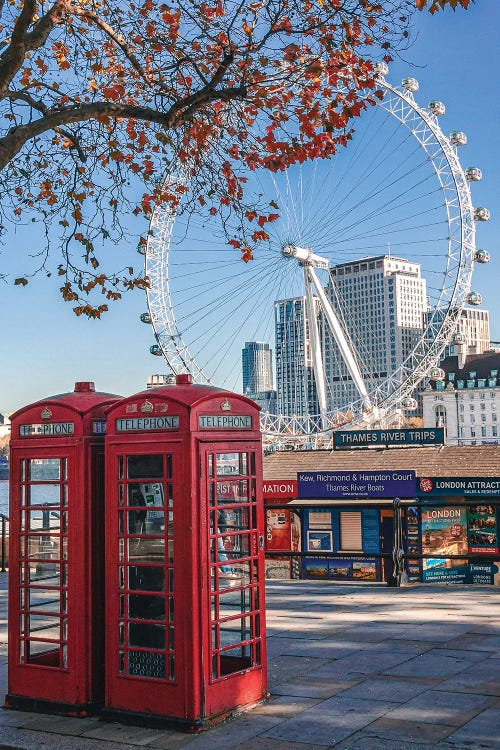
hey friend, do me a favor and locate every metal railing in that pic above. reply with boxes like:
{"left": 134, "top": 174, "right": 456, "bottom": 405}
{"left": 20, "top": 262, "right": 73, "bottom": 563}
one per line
{"left": 0, "top": 514, "right": 8, "bottom": 572}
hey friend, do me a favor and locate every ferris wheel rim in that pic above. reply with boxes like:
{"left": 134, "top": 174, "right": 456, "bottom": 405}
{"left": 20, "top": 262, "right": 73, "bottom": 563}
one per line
{"left": 144, "top": 73, "right": 478, "bottom": 438}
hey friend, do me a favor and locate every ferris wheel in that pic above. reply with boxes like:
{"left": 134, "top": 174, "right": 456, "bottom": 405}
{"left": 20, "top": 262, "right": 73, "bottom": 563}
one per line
{"left": 141, "top": 64, "right": 490, "bottom": 440}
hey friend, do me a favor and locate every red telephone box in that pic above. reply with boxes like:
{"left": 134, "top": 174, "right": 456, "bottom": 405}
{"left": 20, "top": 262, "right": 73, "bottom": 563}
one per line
{"left": 5, "top": 382, "right": 120, "bottom": 716}
{"left": 103, "top": 375, "right": 267, "bottom": 730}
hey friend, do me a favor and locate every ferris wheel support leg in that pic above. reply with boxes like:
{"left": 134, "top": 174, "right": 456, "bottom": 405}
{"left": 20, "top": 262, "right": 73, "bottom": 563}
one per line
{"left": 304, "top": 268, "right": 329, "bottom": 431}
{"left": 307, "top": 266, "right": 372, "bottom": 413}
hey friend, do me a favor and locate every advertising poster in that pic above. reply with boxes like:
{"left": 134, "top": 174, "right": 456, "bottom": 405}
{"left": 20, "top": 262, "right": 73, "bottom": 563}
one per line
{"left": 303, "top": 557, "right": 378, "bottom": 581}
{"left": 265, "top": 509, "right": 301, "bottom": 579}
{"left": 421, "top": 506, "right": 468, "bottom": 583}
{"left": 266, "top": 509, "right": 301, "bottom": 552}
{"left": 406, "top": 506, "right": 421, "bottom": 582}
{"left": 468, "top": 505, "right": 498, "bottom": 555}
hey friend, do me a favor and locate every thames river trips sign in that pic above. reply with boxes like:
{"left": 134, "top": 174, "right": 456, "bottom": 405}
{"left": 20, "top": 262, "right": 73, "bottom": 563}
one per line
{"left": 334, "top": 428, "right": 444, "bottom": 449}
{"left": 298, "top": 470, "right": 416, "bottom": 498}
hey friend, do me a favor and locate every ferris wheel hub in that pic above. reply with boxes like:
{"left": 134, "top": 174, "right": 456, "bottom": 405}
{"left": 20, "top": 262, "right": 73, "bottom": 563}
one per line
{"left": 282, "top": 244, "right": 329, "bottom": 270}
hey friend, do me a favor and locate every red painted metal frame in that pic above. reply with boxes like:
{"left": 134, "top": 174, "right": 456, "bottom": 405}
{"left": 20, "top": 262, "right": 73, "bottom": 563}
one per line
{"left": 6, "top": 385, "right": 119, "bottom": 715}
{"left": 103, "top": 382, "right": 267, "bottom": 730}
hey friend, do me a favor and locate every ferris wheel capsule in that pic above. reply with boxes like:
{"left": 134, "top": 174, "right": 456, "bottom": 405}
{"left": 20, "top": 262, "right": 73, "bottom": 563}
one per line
{"left": 140, "top": 312, "right": 152, "bottom": 324}
{"left": 402, "top": 77, "right": 419, "bottom": 92}
{"left": 150, "top": 344, "right": 163, "bottom": 356}
{"left": 465, "top": 167, "right": 482, "bottom": 182}
{"left": 401, "top": 397, "right": 418, "bottom": 410}
{"left": 474, "top": 207, "right": 490, "bottom": 221}
{"left": 450, "top": 131, "right": 467, "bottom": 146}
{"left": 474, "top": 249, "right": 490, "bottom": 263}
{"left": 466, "top": 291, "right": 483, "bottom": 305}
{"left": 373, "top": 61, "right": 389, "bottom": 78}
{"left": 430, "top": 367, "right": 445, "bottom": 381}
{"left": 429, "top": 101, "right": 445, "bottom": 116}
{"left": 453, "top": 332, "right": 467, "bottom": 345}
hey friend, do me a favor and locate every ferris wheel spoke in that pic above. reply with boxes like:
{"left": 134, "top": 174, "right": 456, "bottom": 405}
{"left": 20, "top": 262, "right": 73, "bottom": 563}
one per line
{"left": 145, "top": 68, "right": 484, "bottom": 437}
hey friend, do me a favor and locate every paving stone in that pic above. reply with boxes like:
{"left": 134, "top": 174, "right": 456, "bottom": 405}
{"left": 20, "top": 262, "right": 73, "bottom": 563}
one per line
{"left": 331, "top": 628, "right": 388, "bottom": 643}
{"left": 18, "top": 715, "right": 102, "bottom": 736}
{"left": 145, "top": 730, "right": 201, "bottom": 749}
{"left": 267, "top": 655, "right": 332, "bottom": 686}
{"left": 424, "top": 647, "right": 490, "bottom": 663}
{"left": 371, "top": 639, "right": 435, "bottom": 655}
{"left": 235, "top": 736, "right": 330, "bottom": 750}
{"left": 367, "top": 716, "right": 455, "bottom": 743}
{"left": 250, "top": 695, "right": 323, "bottom": 717}
{"left": 389, "top": 624, "right": 472, "bottom": 642}
{"left": 309, "top": 648, "right": 414, "bottom": 681}
{"left": 83, "top": 721, "right": 168, "bottom": 746}
{"left": 271, "top": 677, "right": 357, "bottom": 699}
{"left": 434, "top": 659, "right": 500, "bottom": 697}
{"left": 383, "top": 688, "right": 490, "bottom": 726}
{"left": 383, "top": 649, "right": 472, "bottom": 679}
{"left": 181, "top": 715, "right": 284, "bottom": 750}
{"left": 446, "top": 707, "right": 500, "bottom": 748}
{"left": 333, "top": 733, "right": 473, "bottom": 750}
{"left": 445, "top": 633, "right": 500, "bottom": 652}
{"left": 339, "top": 677, "right": 431, "bottom": 703}
{"left": 262, "top": 696, "right": 397, "bottom": 747}
{"left": 268, "top": 639, "right": 361, "bottom": 660}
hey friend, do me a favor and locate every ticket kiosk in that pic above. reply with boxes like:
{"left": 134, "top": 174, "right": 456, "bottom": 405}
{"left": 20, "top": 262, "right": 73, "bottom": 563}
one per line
{"left": 6, "top": 382, "right": 120, "bottom": 716}
{"left": 103, "top": 375, "right": 267, "bottom": 730}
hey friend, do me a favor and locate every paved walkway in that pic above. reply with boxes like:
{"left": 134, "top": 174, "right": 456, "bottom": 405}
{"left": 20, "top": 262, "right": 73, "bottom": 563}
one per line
{"left": 0, "top": 573, "right": 499, "bottom": 750}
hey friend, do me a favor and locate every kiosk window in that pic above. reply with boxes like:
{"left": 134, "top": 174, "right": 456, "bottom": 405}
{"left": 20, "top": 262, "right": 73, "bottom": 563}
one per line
{"left": 339, "top": 512, "right": 362, "bottom": 551}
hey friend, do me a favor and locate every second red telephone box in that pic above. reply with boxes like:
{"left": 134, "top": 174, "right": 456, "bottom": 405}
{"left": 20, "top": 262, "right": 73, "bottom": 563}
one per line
{"left": 103, "top": 375, "right": 267, "bottom": 730}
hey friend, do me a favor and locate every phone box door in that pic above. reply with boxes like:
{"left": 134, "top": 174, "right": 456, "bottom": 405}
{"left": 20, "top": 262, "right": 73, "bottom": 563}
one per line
{"left": 200, "top": 443, "right": 268, "bottom": 718}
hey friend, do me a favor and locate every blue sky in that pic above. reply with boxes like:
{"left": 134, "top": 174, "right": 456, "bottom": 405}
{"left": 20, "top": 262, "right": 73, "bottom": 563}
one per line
{"left": 1, "top": 0, "right": 499, "bottom": 413}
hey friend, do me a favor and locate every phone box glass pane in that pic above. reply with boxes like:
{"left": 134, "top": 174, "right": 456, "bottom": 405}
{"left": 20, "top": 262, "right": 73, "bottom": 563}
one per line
{"left": 29, "top": 459, "right": 60, "bottom": 481}
{"left": 127, "top": 455, "right": 163, "bottom": 480}
{"left": 28, "top": 484, "right": 60, "bottom": 506}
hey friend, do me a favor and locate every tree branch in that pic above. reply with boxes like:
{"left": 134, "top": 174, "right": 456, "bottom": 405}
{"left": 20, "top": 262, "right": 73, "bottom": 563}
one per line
{"left": 71, "top": 7, "right": 158, "bottom": 92}
{"left": 24, "top": 0, "right": 72, "bottom": 50}
{"left": 0, "top": 1, "right": 70, "bottom": 98}
{"left": 0, "top": 85, "right": 248, "bottom": 170}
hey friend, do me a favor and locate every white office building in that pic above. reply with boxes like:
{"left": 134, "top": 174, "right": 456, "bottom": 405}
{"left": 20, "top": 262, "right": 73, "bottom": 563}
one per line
{"left": 422, "top": 351, "right": 500, "bottom": 445}
{"left": 275, "top": 297, "right": 319, "bottom": 418}
{"left": 325, "top": 255, "right": 427, "bottom": 410}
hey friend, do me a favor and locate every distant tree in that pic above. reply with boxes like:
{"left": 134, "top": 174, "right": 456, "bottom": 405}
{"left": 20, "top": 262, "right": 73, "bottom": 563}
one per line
{"left": 0, "top": 1, "right": 468, "bottom": 316}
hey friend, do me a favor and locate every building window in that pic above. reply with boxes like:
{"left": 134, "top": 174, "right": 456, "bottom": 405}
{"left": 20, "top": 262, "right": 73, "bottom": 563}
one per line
{"left": 339, "top": 512, "right": 362, "bottom": 551}
{"left": 434, "top": 405, "right": 446, "bottom": 428}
